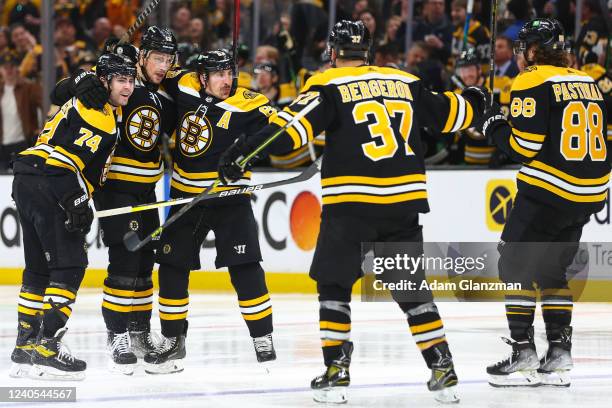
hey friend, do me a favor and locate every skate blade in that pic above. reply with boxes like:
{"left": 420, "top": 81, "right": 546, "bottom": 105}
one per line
{"left": 108, "top": 361, "right": 136, "bottom": 376}
{"left": 539, "top": 370, "right": 571, "bottom": 387}
{"left": 144, "top": 359, "right": 184, "bottom": 375}
{"left": 29, "top": 364, "right": 85, "bottom": 381}
{"left": 8, "top": 363, "right": 31, "bottom": 378}
{"left": 312, "top": 386, "right": 348, "bottom": 404}
{"left": 488, "top": 370, "right": 541, "bottom": 387}
{"left": 258, "top": 358, "right": 277, "bottom": 374}
{"left": 432, "top": 385, "right": 460, "bottom": 404}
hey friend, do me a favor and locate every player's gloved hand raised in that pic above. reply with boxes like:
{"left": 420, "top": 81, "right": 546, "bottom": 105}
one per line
{"left": 461, "top": 86, "right": 491, "bottom": 117}
{"left": 59, "top": 190, "right": 94, "bottom": 234}
{"left": 478, "top": 102, "right": 508, "bottom": 143}
{"left": 218, "top": 135, "right": 254, "bottom": 185}
{"left": 70, "top": 70, "right": 108, "bottom": 110}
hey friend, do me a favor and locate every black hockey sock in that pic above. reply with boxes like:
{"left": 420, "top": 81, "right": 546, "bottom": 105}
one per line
{"left": 158, "top": 263, "right": 189, "bottom": 338}
{"left": 130, "top": 276, "right": 154, "bottom": 331}
{"left": 541, "top": 288, "right": 573, "bottom": 343}
{"left": 229, "top": 263, "right": 273, "bottom": 337}
{"left": 102, "top": 275, "right": 137, "bottom": 333}
{"left": 505, "top": 290, "right": 536, "bottom": 342}
{"left": 318, "top": 283, "right": 352, "bottom": 367}
{"left": 42, "top": 282, "right": 78, "bottom": 337}
{"left": 400, "top": 302, "right": 449, "bottom": 368}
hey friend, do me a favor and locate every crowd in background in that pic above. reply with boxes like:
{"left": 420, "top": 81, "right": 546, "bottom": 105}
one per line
{"left": 0, "top": 0, "right": 610, "bottom": 170}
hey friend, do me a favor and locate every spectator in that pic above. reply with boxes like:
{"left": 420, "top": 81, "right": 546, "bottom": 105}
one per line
{"left": 290, "top": 0, "right": 328, "bottom": 70}
{"left": 404, "top": 41, "right": 446, "bottom": 91}
{"left": 189, "top": 17, "right": 210, "bottom": 51}
{"left": 255, "top": 45, "right": 280, "bottom": 65}
{"left": 502, "top": 0, "right": 532, "bottom": 41}
{"left": 575, "top": 0, "right": 608, "bottom": 65}
{"left": 0, "top": 27, "right": 10, "bottom": 55}
{"left": 352, "top": 0, "right": 370, "bottom": 20}
{"left": 112, "top": 24, "right": 127, "bottom": 40}
{"left": 358, "top": 9, "right": 380, "bottom": 43}
{"left": 494, "top": 36, "right": 519, "bottom": 78}
{"left": 253, "top": 61, "right": 282, "bottom": 107}
{"left": 172, "top": 5, "right": 192, "bottom": 42}
{"left": 0, "top": 50, "right": 42, "bottom": 171}
{"left": 9, "top": 23, "right": 36, "bottom": 61}
{"left": 8, "top": 0, "right": 40, "bottom": 37}
{"left": 89, "top": 17, "right": 112, "bottom": 52}
{"left": 379, "top": 15, "right": 403, "bottom": 51}
{"left": 412, "top": 0, "right": 454, "bottom": 65}
{"left": 210, "top": 0, "right": 231, "bottom": 46}
{"left": 450, "top": 0, "right": 490, "bottom": 65}
{"left": 106, "top": 0, "right": 138, "bottom": 32}
{"left": 374, "top": 43, "right": 401, "bottom": 68}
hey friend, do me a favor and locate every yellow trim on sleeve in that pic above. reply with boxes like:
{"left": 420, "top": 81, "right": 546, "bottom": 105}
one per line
{"left": 509, "top": 136, "right": 538, "bottom": 158}
{"left": 442, "top": 92, "right": 458, "bottom": 133}
{"left": 513, "top": 129, "right": 546, "bottom": 142}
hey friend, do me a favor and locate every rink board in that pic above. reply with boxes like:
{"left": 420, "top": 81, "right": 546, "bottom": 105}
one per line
{"left": 0, "top": 169, "right": 610, "bottom": 293}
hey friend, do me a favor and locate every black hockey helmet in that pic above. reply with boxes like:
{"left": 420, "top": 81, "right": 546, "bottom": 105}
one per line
{"left": 196, "top": 49, "right": 234, "bottom": 76}
{"left": 513, "top": 18, "right": 569, "bottom": 56}
{"left": 141, "top": 26, "right": 178, "bottom": 55}
{"left": 455, "top": 47, "right": 480, "bottom": 68}
{"left": 327, "top": 20, "right": 372, "bottom": 61}
{"left": 96, "top": 52, "right": 137, "bottom": 82}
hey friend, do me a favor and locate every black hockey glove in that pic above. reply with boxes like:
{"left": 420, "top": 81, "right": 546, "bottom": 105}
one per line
{"left": 461, "top": 86, "right": 491, "bottom": 117}
{"left": 59, "top": 190, "right": 93, "bottom": 234}
{"left": 479, "top": 103, "right": 508, "bottom": 144}
{"left": 218, "top": 135, "right": 256, "bottom": 185}
{"left": 70, "top": 70, "right": 108, "bottom": 110}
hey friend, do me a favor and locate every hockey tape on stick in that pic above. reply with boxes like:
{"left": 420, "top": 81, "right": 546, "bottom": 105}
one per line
{"left": 119, "top": 0, "right": 161, "bottom": 44}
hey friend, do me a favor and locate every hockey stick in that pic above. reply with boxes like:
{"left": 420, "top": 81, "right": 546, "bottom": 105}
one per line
{"left": 231, "top": 0, "right": 241, "bottom": 93}
{"left": 488, "top": 0, "right": 498, "bottom": 106}
{"left": 121, "top": 97, "right": 322, "bottom": 251}
{"left": 119, "top": 0, "right": 161, "bottom": 44}
{"left": 461, "top": 0, "right": 475, "bottom": 52}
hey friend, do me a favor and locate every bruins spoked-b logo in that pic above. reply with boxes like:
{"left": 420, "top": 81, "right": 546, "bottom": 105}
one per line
{"left": 178, "top": 111, "right": 213, "bottom": 157}
{"left": 126, "top": 106, "right": 161, "bottom": 151}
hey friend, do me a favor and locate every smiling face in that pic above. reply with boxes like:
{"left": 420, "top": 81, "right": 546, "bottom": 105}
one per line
{"left": 106, "top": 75, "right": 135, "bottom": 106}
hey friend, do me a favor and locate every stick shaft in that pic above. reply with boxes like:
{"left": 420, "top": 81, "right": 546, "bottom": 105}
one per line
{"left": 462, "top": 0, "right": 475, "bottom": 51}
{"left": 488, "top": 0, "right": 498, "bottom": 106}
{"left": 119, "top": 0, "right": 161, "bottom": 44}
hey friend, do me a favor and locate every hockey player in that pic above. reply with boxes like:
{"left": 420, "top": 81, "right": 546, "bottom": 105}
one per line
{"left": 143, "top": 49, "right": 277, "bottom": 374}
{"left": 50, "top": 27, "right": 178, "bottom": 375}
{"left": 218, "top": 20, "right": 489, "bottom": 404}
{"left": 9, "top": 53, "right": 136, "bottom": 380}
{"left": 479, "top": 18, "right": 610, "bottom": 387}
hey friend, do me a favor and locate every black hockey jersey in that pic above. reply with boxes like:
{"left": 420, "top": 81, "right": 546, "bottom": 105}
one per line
{"left": 16, "top": 98, "right": 120, "bottom": 198}
{"left": 104, "top": 79, "right": 176, "bottom": 193}
{"left": 252, "top": 65, "right": 479, "bottom": 216}
{"left": 450, "top": 21, "right": 490, "bottom": 68}
{"left": 490, "top": 65, "right": 611, "bottom": 213}
{"left": 581, "top": 63, "right": 612, "bottom": 145}
{"left": 161, "top": 70, "right": 275, "bottom": 198}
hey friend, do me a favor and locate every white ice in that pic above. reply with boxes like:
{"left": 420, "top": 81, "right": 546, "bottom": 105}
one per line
{"left": 0, "top": 286, "right": 611, "bottom": 407}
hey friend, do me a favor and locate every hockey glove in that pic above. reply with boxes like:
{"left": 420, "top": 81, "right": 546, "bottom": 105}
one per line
{"left": 479, "top": 103, "right": 508, "bottom": 143}
{"left": 218, "top": 135, "right": 256, "bottom": 185}
{"left": 70, "top": 70, "right": 108, "bottom": 110}
{"left": 59, "top": 190, "right": 93, "bottom": 234}
{"left": 461, "top": 86, "right": 491, "bottom": 117}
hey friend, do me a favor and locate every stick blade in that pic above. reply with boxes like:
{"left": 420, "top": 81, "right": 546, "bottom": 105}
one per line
{"left": 123, "top": 230, "right": 142, "bottom": 252}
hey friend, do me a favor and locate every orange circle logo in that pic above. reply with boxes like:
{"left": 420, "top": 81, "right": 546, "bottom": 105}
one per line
{"left": 289, "top": 191, "right": 321, "bottom": 251}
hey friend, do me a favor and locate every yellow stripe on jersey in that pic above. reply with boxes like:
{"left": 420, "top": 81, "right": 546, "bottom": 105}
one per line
{"left": 511, "top": 65, "right": 592, "bottom": 92}
{"left": 54, "top": 146, "right": 85, "bottom": 171}
{"left": 607, "top": 124, "right": 612, "bottom": 141}
{"left": 510, "top": 135, "right": 539, "bottom": 158}
{"left": 173, "top": 163, "right": 217, "bottom": 180}
{"left": 322, "top": 191, "right": 428, "bottom": 205}
{"left": 269, "top": 145, "right": 312, "bottom": 168}
{"left": 513, "top": 129, "right": 546, "bottom": 142}
{"left": 270, "top": 115, "right": 302, "bottom": 149}
{"left": 107, "top": 173, "right": 163, "bottom": 183}
{"left": 322, "top": 174, "right": 426, "bottom": 186}
{"left": 222, "top": 87, "right": 270, "bottom": 112}
{"left": 527, "top": 160, "right": 610, "bottom": 185}
{"left": 286, "top": 108, "right": 314, "bottom": 141}
{"left": 74, "top": 99, "right": 116, "bottom": 135}
{"left": 442, "top": 93, "right": 458, "bottom": 133}
{"left": 111, "top": 156, "right": 161, "bottom": 168}
{"left": 303, "top": 65, "right": 419, "bottom": 91}
{"left": 19, "top": 149, "right": 50, "bottom": 160}
{"left": 517, "top": 173, "right": 609, "bottom": 203}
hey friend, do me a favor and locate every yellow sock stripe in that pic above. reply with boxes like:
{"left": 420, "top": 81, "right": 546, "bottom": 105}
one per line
{"left": 131, "top": 304, "right": 153, "bottom": 312}
{"left": 319, "top": 321, "right": 351, "bottom": 331}
{"left": 20, "top": 292, "right": 44, "bottom": 301}
{"left": 159, "top": 311, "right": 188, "bottom": 320}
{"left": 242, "top": 307, "right": 272, "bottom": 321}
{"left": 42, "top": 304, "right": 72, "bottom": 317}
{"left": 158, "top": 297, "right": 189, "bottom": 306}
{"left": 416, "top": 336, "right": 447, "bottom": 351}
{"left": 18, "top": 305, "right": 42, "bottom": 315}
{"left": 322, "top": 340, "right": 344, "bottom": 347}
{"left": 409, "top": 320, "right": 443, "bottom": 335}
{"left": 506, "top": 311, "right": 534, "bottom": 315}
{"left": 133, "top": 288, "right": 154, "bottom": 297}
{"left": 322, "top": 191, "right": 428, "bottom": 205}
{"left": 506, "top": 290, "right": 537, "bottom": 297}
{"left": 541, "top": 306, "right": 573, "bottom": 311}
{"left": 238, "top": 293, "right": 270, "bottom": 307}
{"left": 103, "top": 286, "right": 135, "bottom": 297}
{"left": 540, "top": 288, "right": 573, "bottom": 297}
{"left": 45, "top": 287, "right": 76, "bottom": 300}
{"left": 102, "top": 301, "right": 132, "bottom": 313}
